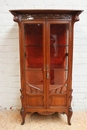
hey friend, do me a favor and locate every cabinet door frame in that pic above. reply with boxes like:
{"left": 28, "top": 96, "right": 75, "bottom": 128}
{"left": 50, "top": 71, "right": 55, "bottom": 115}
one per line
{"left": 45, "top": 20, "right": 72, "bottom": 108}
{"left": 21, "top": 21, "right": 47, "bottom": 108}
{"left": 20, "top": 20, "right": 73, "bottom": 109}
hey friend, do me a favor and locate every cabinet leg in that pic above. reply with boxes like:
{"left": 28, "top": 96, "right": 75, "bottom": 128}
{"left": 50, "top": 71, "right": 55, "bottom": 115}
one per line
{"left": 21, "top": 119, "right": 25, "bottom": 125}
{"left": 67, "top": 107, "right": 73, "bottom": 125}
{"left": 20, "top": 107, "right": 26, "bottom": 125}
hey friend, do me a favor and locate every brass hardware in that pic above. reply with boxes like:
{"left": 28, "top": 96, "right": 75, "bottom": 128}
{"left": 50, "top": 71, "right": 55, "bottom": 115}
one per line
{"left": 46, "top": 72, "right": 49, "bottom": 79}
{"left": 46, "top": 65, "right": 49, "bottom": 79}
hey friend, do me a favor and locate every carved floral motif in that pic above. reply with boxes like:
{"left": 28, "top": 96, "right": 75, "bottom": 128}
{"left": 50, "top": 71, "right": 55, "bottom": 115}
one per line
{"left": 13, "top": 14, "right": 72, "bottom": 22}
{"left": 21, "top": 14, "right": 72, "bottom": 21}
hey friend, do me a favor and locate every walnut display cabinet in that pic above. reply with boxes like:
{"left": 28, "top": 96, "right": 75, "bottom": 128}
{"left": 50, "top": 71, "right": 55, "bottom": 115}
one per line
{"left": 10, "top": 9, "right": 83, "bottom": 125}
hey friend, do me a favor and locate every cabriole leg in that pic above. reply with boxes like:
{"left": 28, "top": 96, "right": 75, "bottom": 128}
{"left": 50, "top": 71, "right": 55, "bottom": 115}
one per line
{"left": 20, "top": 107, "right": 26, "bottom": 125}
{"left": 67, "top": 107, "right": 73, "bottom": 125}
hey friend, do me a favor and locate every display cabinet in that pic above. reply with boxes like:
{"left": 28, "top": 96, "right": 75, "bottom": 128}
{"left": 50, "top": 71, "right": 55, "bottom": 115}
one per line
{"left": 10, "top": 9, "right": 83, "bottom": 125}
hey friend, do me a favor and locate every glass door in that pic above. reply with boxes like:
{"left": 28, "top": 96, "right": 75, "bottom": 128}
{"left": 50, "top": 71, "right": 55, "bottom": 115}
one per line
{"left": 23, "top": 22, "right": 46, "bottom": 108}
{"left": 48, "top": 22, "right": 69, "bottom": 107}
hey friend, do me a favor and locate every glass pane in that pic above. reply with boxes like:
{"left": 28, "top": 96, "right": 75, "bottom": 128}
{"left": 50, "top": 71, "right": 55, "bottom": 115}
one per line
{"left": 50, "top": 24, "right": 68, "bottom": 93}
{"left": 24, "top": 24, "right": 43, "bottom": 94}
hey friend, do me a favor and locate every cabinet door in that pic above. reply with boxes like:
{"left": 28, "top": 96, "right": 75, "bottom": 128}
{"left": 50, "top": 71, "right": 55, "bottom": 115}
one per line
{"left": 23, "top": 22, "right": 46, "bottom": 108}
{"left": 47, "top": 22, "right": 70, "bottom": 108}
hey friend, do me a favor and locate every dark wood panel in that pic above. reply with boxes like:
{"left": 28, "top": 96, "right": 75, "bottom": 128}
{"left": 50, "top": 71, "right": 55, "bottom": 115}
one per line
{"left": 26, "top": 95, "right": 44, "bottom": 107}
{"left": 50, "top": 95, "right": 67, "bottom": 106}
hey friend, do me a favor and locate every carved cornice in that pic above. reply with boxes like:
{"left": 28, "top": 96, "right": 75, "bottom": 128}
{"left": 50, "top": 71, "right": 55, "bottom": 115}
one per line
{"left": 10, "top": 9, "right": 83, "bottom": 23}
{"left": 12, "top": 12, "right": 83, "bottom": 22}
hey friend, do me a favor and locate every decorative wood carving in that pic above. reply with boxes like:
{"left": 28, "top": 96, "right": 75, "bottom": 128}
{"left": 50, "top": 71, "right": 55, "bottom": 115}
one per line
{"left": 26, "top": 83, "right": 43, "bottom": 94}
{"left": 74, "top": 12, "right": 82, "bottom": 22}
{"left": 13, "top": 14, "right": 72, "bottom": 22}
{"left": 20, "top": 14, "right": 72, "bottom": 21}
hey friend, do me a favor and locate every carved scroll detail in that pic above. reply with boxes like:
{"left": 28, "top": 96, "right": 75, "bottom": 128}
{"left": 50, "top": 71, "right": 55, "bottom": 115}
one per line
{"left": 50, "top": 78, "right": 70, "bottom": 94}
{"left": 13, "top": 16, "right": 19, "bottom": 22}
{"left": 20, "top": 89, "right": 24, "bottom": 104}
{"left": 12, "top": 13, "right": 72, "bottom": 22}
{"left": 55, "top": 14, "right": 72, "bottom": 19}
{"left": 21, "top": 14, "right": 72, "bottom": 20}
{"left": 74, "top": 12, "right": 81, "bottom": 22}
{"left": 75, "top": 14, "right": 80, "bottom": 22}
{"left": 13, "top": 15, "right": 21, "bottom": 22}
{"left": 26, "top": 83, "right": 43, "bottom": 94}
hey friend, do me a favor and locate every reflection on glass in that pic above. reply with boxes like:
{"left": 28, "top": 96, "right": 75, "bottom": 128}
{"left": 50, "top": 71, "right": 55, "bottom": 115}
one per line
{"left": 24, "top": 24, "right": 43, "bottom": 93}
{"left": 50, "top": 24, "right": 68, "bottom": 89}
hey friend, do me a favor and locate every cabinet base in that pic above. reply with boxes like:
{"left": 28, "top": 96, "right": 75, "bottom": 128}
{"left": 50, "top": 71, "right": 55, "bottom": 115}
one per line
{"left": 20, "top": 107, "right": 73, "bottom": 125}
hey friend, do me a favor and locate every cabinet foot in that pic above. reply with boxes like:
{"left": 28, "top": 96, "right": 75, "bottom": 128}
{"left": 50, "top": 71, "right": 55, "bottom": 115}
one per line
{"left": 21, "top": 120, "right": 25, "bottom": 125}
{"left": 20, "top": 107, "right": 26, "bottom": 125}
{"left": 67, "top": 107, "right": 73, "bottom": 125}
